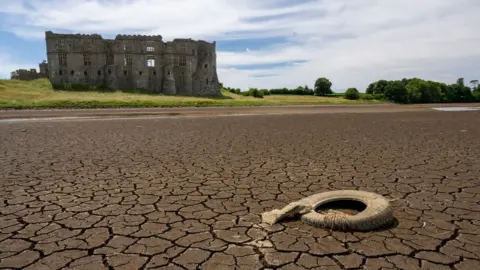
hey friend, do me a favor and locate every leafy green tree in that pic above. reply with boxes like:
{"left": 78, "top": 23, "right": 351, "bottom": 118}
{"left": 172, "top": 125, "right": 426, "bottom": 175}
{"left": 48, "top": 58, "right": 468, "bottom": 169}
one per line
{"left": 245, "top": 88, "right": 264, "bottom": 98}
{"left": 404, "top": 79, "right": 442, "bottom": 103}
{"left": 473, "top": 88, "right": 480, "bottom": 101}
{"left": 366, "top": 82, "right": 376, "bottom": 94}
{"left": 364, "top": 77, "right": 479, "bottom": 104}
{"left": 344, "top": 88, "right": 360, "bottom": 100}
{"left": 424, "top": 81, "right": 443, "bottom": 103}
{"left": 259, "top": 89, "right": 270, "bottom": 96}
{"left": 384, "top": 80, "right": 408, "bottom": 103}
{"left": 405, "top": 79, "right": 423, "bottom": 103}
{"left": 469, "top": 80, "right": 479, "bottom": 90}
{"left": 373, "top": 80, "right": 389, "bottom": 94}
{"left": 314, "top": 77, "right": 333, "bottom": 96}
{"left": 454, "top": 78, "right": 474, "bottom": 102}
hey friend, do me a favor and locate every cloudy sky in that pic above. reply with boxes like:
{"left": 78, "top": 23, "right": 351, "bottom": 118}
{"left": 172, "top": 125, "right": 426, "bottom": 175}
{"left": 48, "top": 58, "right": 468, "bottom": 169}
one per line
{"left": 1, "top": 0, "right": 479, "bottom": 91}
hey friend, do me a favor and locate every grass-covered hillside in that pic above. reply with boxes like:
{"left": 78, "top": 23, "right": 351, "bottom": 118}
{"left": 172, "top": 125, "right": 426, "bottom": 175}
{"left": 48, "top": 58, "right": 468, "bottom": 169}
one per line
{"left": 0, "top": 79, "right": 383, "bottom": 109}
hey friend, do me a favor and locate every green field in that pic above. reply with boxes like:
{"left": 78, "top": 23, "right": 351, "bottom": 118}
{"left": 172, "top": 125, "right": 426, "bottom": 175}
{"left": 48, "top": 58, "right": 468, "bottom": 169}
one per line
{"left": 0, "top": 79, "right": 383, "bottom": 109}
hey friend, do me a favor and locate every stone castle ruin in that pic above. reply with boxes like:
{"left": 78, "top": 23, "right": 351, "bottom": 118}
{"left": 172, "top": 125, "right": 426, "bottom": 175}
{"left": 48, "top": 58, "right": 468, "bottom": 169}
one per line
{"left": 10, "top": 61, "right": 49, "bottom": 81}
{"left": 11, "top": 31, "right": 221, "bottom": 96}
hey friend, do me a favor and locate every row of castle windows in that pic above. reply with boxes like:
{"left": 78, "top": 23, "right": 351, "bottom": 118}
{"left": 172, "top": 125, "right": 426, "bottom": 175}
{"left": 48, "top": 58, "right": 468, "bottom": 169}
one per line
{"left": 58, "top": 69, "right": 160, "bottom": 76}
{"left": 58, "top": 39, "right": 197, "bottom": 54}
{"left": 57, "top": 69, "right": 212, "bottom": 84}
{"left": 59, "top": 54, "right": 193, "bottom": 68}
{"left": 58, "top": 70, "right": 101, "bottom": 76}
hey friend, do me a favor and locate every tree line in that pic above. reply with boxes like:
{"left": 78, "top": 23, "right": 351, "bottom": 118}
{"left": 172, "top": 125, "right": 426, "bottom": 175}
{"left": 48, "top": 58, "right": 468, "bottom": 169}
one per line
{"left": 222, "top": 77, "right": 480, "bottom": 103}
{"left": 364, "top": 78, "right": 479, "bottom": 103}
{"left": 223, "top": 86, "right": 314, "bottom": 98}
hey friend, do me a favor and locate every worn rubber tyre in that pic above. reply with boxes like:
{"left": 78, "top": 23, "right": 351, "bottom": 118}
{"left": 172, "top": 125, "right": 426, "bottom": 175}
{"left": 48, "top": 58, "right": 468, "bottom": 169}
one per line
{"left": 299, "top": 190, "right": 393, "bottom": 231}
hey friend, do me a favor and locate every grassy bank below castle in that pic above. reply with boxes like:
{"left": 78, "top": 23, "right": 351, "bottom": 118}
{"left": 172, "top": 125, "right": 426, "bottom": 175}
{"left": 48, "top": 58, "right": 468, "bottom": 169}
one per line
{"left": 0, "top": 79, "right": 383, "bottom": 109}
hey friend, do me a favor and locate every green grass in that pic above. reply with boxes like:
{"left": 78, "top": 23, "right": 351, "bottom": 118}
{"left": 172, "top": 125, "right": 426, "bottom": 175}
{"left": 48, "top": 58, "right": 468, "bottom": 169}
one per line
{"left": 0, "top": 79, "right": 384, "bottom": 109}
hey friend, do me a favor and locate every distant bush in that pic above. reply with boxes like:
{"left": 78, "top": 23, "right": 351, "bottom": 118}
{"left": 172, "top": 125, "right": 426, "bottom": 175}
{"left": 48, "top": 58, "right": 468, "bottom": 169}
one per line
{"left": 249, "top": 88, "right": 264, "bottom": 98}
{"left": 229, "top": 89, "right": 241, "bottom": 95}
{"left": 259, "top": 89, "right": 270, "bottom": 96}
{"left": 473, "top": 89, "right": 480, "bottom": 101}
{"left": 240, "top": 88, "right": 264, "bottom": 98}
{"left": 360, "top": 93, "right": 385, "bottom": 101}
{"left": 344, "top": 88, "right": 360, "bottom": 100}
{"left": 326, "top": 93, "right": 344, "bottom": 97}
{"left": 223, "top": 87, "right": 242, "bottom": 95}
{"left": 269, "top": 86, "right": 313, "bottom": 95}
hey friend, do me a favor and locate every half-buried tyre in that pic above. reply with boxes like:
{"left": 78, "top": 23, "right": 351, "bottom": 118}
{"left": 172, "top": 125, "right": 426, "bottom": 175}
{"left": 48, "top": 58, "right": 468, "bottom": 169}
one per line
{"left": 300, "top": 190, "right": 393, "bottom": 231}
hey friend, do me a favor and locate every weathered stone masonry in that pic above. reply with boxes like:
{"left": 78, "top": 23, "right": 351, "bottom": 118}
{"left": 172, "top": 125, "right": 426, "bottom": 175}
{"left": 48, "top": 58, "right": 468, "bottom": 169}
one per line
{"left": 13, "top": 31, "right": 221, "bottom": 96}
{"left": 10, "top": 61, "right": 48, "bottom": 81}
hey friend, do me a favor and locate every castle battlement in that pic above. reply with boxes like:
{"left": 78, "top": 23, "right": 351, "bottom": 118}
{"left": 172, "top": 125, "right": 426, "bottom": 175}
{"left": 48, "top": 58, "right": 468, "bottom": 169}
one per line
{"left": 45, "top": 31, "right": 102, "bottom": 39}
{"left": 11, "top": 61, "right": 49, "bottom": 81}
{"left": 173, "top": 38, "right": 195, "bottom": 43}
{"left": 115, "top": 34, "right": 163, "bottom": 41}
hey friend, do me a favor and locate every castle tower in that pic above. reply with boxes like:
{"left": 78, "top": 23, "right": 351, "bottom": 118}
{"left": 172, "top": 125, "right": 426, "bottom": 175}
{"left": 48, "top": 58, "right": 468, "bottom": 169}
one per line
{"left": 162, "top": 43, "right": 176, "bottom": 95}
{"left": 192, "top": 41, "right": 221, "bottom": 96}
{"left": 39, "top": 60, "right": 48, "bottom": 77}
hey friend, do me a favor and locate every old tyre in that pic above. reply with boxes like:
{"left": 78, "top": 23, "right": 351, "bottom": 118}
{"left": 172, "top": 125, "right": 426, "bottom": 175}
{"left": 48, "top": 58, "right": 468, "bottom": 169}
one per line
{"left": 300, "top": 190, "right": 393, "bottom": 231}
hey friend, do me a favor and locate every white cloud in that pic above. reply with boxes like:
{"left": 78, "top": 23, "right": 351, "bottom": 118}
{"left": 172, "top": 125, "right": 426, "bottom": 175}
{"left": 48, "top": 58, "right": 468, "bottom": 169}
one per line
{"left": 1, "top": 0, "right": 480, "bottom": 90}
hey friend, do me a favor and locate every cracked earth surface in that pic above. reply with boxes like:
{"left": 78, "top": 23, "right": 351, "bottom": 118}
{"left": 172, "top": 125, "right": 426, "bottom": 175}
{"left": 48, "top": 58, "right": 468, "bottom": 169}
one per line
{"left": 1, "top": 111, "right": 480, "bottom": 270}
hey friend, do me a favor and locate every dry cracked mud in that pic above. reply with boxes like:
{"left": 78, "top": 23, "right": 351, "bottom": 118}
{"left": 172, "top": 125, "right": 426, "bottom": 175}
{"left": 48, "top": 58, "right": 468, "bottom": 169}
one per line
{"left": 1, "top": 110, "right": 480, "bottom": 269}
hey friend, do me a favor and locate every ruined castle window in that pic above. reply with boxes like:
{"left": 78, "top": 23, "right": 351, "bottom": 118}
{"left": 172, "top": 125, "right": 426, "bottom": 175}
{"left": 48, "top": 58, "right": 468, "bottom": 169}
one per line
{"left": 84, "top": 71, "right": 88, "bottom": 76}
{"left": 206, "top": 78, "right": 208, "bottom": 84}
{"left": 147, "top": 56, "right": 155, "bottom": 67}
{"left": 124, "top": 70, "right": 127, "bottom": 76}
{"left": 146, "top": 45, "right": 155, "bottom": 52}
{"left": 204, "top": 63, "right": 208, "bottom": 69}
{"left": 167, "top": 70, "right": 171, "bottom": 75}
{"left": 179, "top": 56, "right": 187, "bottom": 67}
{"left": 83, "top": 53, "right": 92, "bottom": 66}
{"left": 192, "top": 49, "right": 195, "bottom": 54}
{"left": 153, "top": 71, "right": 156, "bottom": 76}
{"left": 59, "top": 39, "right": 65, "bottom": 49}
{"left": 108, "top": 69, "right": 111, "bottom": 75}
{"left": 59, "top": 70, "right": 63, "bottom": 75}
{"left": 106, "top": 54, "right": 114, "bottom": 66}
{"left": 59, "top": 53, "right": 67, "bottom": 66}
{"left": 124, "top": 54, "right": 133, "bottom": 66}
{"left": 124, "top": 44, "right": 132, "bottom": 52}
{"left": 139, "top": 71, "right": 143, "bottom": 76}
{"left": 98, "top": 70, "right": 101, "bottom": 76}
{"left": 70, "top": 70, "right": 74, "bottom": 75}
{"left": 177, "top": 42, "right": 186, "bottom": 53}
{"left": 82, "top": 39, "right": 92, "bottom": 45}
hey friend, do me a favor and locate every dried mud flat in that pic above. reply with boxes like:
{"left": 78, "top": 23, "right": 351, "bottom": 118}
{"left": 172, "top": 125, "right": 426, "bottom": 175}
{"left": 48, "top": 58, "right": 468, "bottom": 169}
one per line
{"left": 1, "top": 110, "right": 479, "bottom": 270}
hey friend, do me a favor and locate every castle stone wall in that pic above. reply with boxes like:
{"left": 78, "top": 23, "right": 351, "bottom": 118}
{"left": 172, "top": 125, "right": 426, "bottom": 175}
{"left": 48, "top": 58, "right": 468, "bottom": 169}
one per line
{"left": 42, "top": 31, "right": 220, "bottom": 96}
{"left": 10, "top": 61, "right": 49, "bottom": 81}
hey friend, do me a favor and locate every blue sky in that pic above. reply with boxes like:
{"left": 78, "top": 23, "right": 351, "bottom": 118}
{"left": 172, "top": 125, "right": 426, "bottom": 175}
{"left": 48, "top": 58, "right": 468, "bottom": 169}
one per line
{"left": 1, "top": 0, "right": 480, "bottom": 91}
